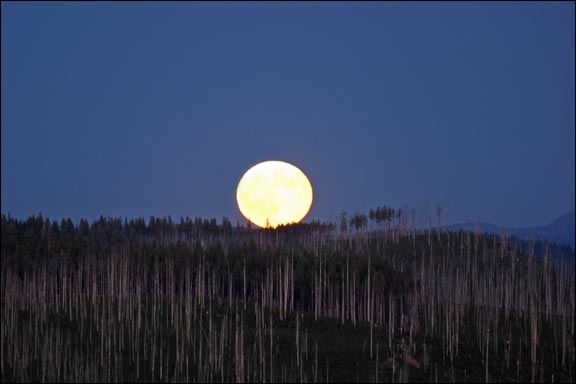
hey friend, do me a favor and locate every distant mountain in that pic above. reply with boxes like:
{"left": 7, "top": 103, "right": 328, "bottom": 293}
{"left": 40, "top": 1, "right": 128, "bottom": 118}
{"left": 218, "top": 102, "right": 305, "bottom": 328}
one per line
{"left": 446, "top": 211, "right": 575, "bottom": 250}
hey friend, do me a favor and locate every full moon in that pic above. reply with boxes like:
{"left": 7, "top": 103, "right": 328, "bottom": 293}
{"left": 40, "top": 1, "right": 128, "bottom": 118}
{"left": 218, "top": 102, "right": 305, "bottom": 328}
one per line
{"left": 236, "top": 160, "right": 313, "bottom": 228}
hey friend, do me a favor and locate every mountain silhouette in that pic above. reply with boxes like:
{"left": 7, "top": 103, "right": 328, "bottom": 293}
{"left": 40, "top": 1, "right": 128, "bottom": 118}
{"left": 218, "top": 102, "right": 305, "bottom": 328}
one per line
{"left": 446, "top": 211, "right": 575, "bottom": 250}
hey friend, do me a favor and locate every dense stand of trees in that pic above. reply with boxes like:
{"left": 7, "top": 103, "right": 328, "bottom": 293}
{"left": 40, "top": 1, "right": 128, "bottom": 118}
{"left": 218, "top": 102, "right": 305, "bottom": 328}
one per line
{"left": 1, "top": 207, "right": 574, "bottom": 383}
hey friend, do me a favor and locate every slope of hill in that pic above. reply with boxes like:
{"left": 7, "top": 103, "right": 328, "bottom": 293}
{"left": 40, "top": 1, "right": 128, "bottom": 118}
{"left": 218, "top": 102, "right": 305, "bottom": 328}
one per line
{"left": 1, "top": 213, "right": 575, "bottom": 383}
{"left": 447, "top": 211, "right": 575, "bottom": 250}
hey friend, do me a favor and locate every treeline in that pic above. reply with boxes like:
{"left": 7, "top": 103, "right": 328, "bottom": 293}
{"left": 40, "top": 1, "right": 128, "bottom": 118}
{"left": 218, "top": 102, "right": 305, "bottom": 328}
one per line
{"left": 0, "top": 213, "right": 332, "bottom": 267}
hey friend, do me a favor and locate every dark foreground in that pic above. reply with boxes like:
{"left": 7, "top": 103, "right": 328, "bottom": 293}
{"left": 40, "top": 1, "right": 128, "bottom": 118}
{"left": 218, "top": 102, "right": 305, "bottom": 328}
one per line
{"left": 1, "top": 214, "right": 575, "bottom": 382}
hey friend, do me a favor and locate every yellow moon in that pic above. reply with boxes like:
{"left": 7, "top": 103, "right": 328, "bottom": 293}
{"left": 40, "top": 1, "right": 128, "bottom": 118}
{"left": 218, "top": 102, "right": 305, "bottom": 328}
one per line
{"left": 236, "top": 160, "right": 313, "bottom": 228}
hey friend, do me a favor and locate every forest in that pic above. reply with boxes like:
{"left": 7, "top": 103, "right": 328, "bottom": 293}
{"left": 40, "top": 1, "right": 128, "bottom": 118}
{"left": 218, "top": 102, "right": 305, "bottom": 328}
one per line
{"left": 1, "top": 207, "right": 574, "bottom": 383}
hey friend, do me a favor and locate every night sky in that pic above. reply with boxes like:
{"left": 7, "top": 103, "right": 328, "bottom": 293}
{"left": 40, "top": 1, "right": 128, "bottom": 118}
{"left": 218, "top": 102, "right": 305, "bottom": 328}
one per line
{"left": 2, "top": 2, "right": 574, "bottom": 227}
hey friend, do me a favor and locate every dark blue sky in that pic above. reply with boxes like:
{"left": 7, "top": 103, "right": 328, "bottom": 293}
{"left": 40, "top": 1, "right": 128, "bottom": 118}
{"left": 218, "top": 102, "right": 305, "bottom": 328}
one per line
{"left": 2, "top": 2, "right": 574, "bottom": 227}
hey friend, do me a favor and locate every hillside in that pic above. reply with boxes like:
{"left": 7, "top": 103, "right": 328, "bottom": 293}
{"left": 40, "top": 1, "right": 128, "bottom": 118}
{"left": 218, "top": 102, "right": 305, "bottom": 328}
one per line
{"left": 447, "top": 211, "right": 575, "bottom": 250}
{"left": 509, "top": 211, "right": 575, "bottom": 249}
{"left": 1, "top": 213, "right": 575, "bottom": 383}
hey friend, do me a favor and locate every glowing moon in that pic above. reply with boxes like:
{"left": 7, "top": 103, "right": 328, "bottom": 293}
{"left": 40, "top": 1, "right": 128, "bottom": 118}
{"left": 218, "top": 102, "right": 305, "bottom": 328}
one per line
{"left": 236, "top": 160, "right": 313, "bottom": 228}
